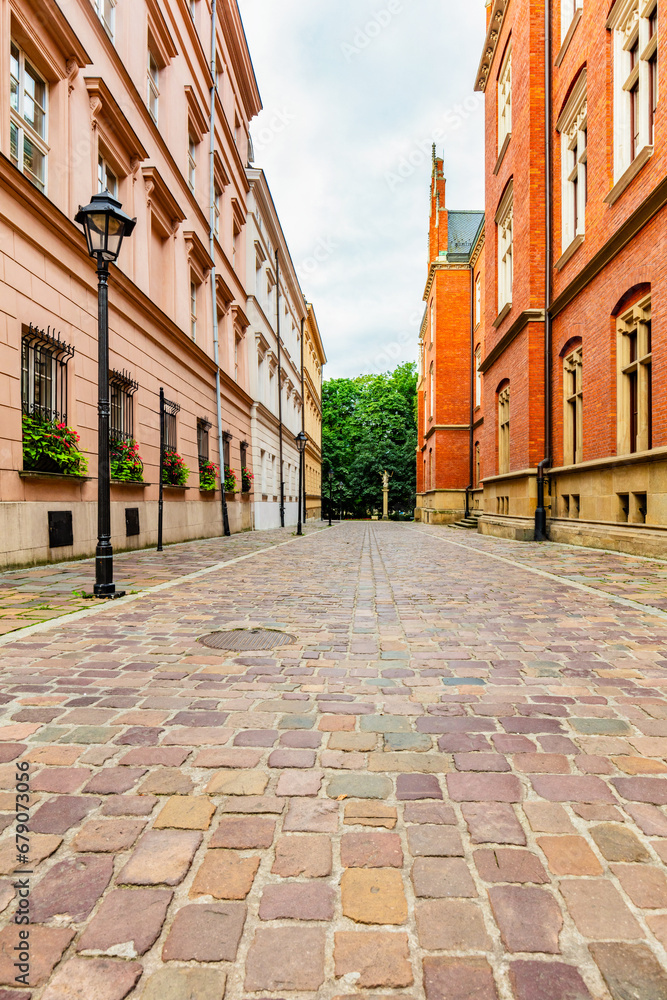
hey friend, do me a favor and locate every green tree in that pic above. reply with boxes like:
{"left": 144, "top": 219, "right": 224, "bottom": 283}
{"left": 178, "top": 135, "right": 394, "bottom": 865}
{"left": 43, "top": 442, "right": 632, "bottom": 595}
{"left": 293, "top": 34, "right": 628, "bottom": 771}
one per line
{"left": 322, "top": 362, "right": 417, "bottom": 518}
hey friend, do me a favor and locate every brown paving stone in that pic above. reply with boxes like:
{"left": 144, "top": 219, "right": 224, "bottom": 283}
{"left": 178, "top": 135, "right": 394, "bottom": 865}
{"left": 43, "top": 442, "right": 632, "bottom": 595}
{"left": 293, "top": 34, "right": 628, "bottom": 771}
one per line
{"left": 72, "top": 818, "right": 145, "bottom": 852}
{"left": 161, "top": 727, "right": 232, "bottom": 745}
{"left": 343, "top": 800, "right": 398, "bottom": 828}
{"left": 162, "top": 902, "right": 246, "bottom": 961}
{"left": 396, "top": 773, "right": 442, "bottom": 799}
{"left": 513, "top": 753, "right": 570, "bottom": 773}
{"left": 31, "top": 856, "right": 114, "bottom": 923}
{"left": 194, "top": 748, "right": 263, "bottom": 768}
{"left": 590, "top": 823, "right": 651, "bottom": 861}
{"left": 283, "top": 798, "right": 338, "bottom": 832}
{"left": 209, "top": 815, "right": 275, "bottom": 848}
{"left": 83, "top": 767, "right": 146, "bottom": 794}
{"left": 137, "top": 770, "right": 195, "bottom": 795}
{"left": 453, "top": 752, "right": 510, "bottom": 772}
{"left": 462, "top": 802, "right": 527, "bottom": 844}
{"left": 574, "top": 803, "right": 625, "bottom": 821}
{"left": 646, "top": 913, "right": 667, "bottom": 950}
{"left": 407, "top": 825, "right": 464, "bottom": 856}
{"left": 31, "top": 795, "right": 100, "bottom": 834}
{"left": 537, "top": 836, "right": 604, "bottom": 875}
{"left": 140, "top": 968, "right": 226, "bottom": 1000}
{"left": 341, "top": 831, "right": 403, "bottom": 867}
{"left": 416, "top": 899, "right": 492, "bottom": 950}
{"left": 488, "top": 886, "right": 563, "bottom": 953}
{"left": 341, "top": 868, "right": 407, "bottom": 923}
{"left": 189, "top": 849, "right": 260, "bottom": 899}
{"left": 205, "top": 769, "right": 269, "bottom": 795}
{"left": 118, "top": 748, "right": 190, "bottom": 766}
{"left": 275, "top": 770, "right": 323, "bottom": 795}
{"left": 101, "top": 794, "right": 158, "bottom": 816}
{"left": 259, "top": 882, "right": 335, "bottom": 919}
{"left": 23, "top": 747, "right": 79, "bottom": 765}
{"left": 40, "top": 957, "right": 143, "bottom": 1000}
{"left": 611, "top": 863, "right": 667, "bottom": 907}
{"left": 612, "top": 776, "right": 667, "bottom": 804}
{"left": 245, "top": 927, "right": 326, "bottom": 990}
{"left": 614, "top": 755, "right": 667, "bottom": 774}
{"left": 319, "top": 715, "right": 355, "bottom": 731}
{"left": 0, "top": 925, "right": 74, "bottom": 987}
{"left": 117, "top": 830, "right": 202, "bottom": 885}
{"left": 77, "top": 888, "right": 172, "bottom": 956}
{"left": 508, "top": 961, "right": 592, "bottom": 1000}
{"left": 220, "top": 794, "right": 285, "bottom": 814}
{"left": 422, "top": 957, "right": 498, "bottom": 1000}
{"left": 333, "top": 931, "right": 413, "bottom": 988}
{"left": 403, "top": 801, "right": 456, "bottom": 825}
{"left": 32, "top": 767, "right": 91, "bottom": 792}
{"left": 329, "top": 732, "right": 377, "bottom": 751}
{"left": 447, "top": 772, "right": 522, "bottom": 801}
{"left": 412, "top": 857, "right": 477, "bottom": 898}
{"left": 530, "top": 775, "right": 614, "bottom": 802}
{"left": 153, "top": 796, "right": 215, "bottom": 829}
{"left": 0, "top": 833, "right": 61, "bottom": 874}
{"left": 589, "top": 943, "right": 667, "bottom": 1000}
{"left": 559, "top": 879, "right": 643, "bottom": 939}
{"left": 624, "top": 802, "right": 667, "bottom": 835}
{"left": 272, "top": 834, "right": 332, "bottom": 877}
{"left": 474, "top": 848, "right": 549, "bottom": 883}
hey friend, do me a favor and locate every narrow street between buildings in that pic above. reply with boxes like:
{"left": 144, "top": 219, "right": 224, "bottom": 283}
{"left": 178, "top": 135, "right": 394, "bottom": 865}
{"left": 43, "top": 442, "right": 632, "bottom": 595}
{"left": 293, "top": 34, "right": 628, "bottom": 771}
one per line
{"left": 2, "top": 522, "right": 667, "bottom": 999}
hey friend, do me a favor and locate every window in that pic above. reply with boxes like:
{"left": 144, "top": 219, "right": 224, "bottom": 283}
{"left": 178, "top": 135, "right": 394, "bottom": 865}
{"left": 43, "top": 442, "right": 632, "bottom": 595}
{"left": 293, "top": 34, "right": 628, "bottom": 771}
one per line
{"left": 496, "top": 185, "right": 513, "bottom": 313}
{"left": 498, "top": 385, "right": 510, "bottom": 474}
{"left": 474, "top": 441, "right": 481, "bottom": 487}
{"left": 109, "top": 369, "right": 137, "bottom": 443}
{"left": 164, "top": 406, "right": 177, "bottom": 452}
{"left": 98, "top": 154, "right": 118, "bottom": 198}
{"left": 222, "top": 432, "right": 231, "bottom": 469}
{"left": 10, "top": 42, "right": 48, "bottom": 192}
{"left": 557, "top": 72, "right": 587, "bottom": 251}
{"left": 562, "top": 0, "right": 584, "bottom": 41}
{"left": 609, "top": 0, "right": 659, "bottom": 183}
{"left": 197, "top": 418, "right": 210, "bottom": 464}
{"left": 563, "top": 347, "right": 583, "bottom": 464}
{"left": 214, "top": 187, "right": 221, "bottom": 237}
{"left": 190, "top": 281, "right": 197, "bottom": 341}
{"left": 429, "top": 362, "right": 434, "bottom": 419}
{"left": 188, "top": 135, "right": 196, "bottom": 192}
{"left": 498, "top": 46, "right": 512, "bottom": 151}
{"left": 22, "top": 325, "right": 73, "bottom": 423}
{"left": 475, "top": 273, "right": 481, "bottom": 327}
{"left": 430, "top": 299, "right": 434, "bottom": 342}
{"left": 475, "top": 346, "right": 482, "bottom": 408}
{"left": 93, "top": 0, "right": 115, "bottom": 39}
{"left": 234, "top": 336, "right": 240, "bottom": 383}
{"left": 147, "top": 51, "right": 159, "bottom": 124}
{"left": 618, "top": 294, "right": 652, "bottom": 454}
{"left": 240, "top": 440, "right": 248, "bottom": 474}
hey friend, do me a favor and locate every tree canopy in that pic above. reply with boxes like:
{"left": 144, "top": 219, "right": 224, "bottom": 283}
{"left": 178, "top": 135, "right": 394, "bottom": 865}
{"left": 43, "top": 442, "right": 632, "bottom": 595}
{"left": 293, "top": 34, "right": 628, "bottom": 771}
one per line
{"left": 321, "top": 362, "right": 418, "bottom": 518}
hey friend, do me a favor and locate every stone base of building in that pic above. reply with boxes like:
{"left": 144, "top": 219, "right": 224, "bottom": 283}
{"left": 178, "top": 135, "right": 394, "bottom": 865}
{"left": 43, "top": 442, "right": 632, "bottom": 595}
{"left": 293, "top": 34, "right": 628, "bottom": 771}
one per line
{"left": 415, "top": 490, "right": 466, "bottom": 525}
{"left": 478, "top": 514, "right": 536, "bottom": 542}
{"left": 0, "top": 498, "right": 253, "bottom": 570}
{"left": 306, "top": 506, "right": 322, "bottom": 521}
{"left": 548, "top": 518, "right": 667, "bottom": 558}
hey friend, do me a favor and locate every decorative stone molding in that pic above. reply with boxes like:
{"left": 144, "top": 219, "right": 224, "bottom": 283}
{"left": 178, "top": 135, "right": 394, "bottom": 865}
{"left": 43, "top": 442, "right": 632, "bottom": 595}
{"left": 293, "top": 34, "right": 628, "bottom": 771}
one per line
{"left": 142, "top": 166, "right": 186, "bottom": 237}
{"left": 474, "top": 0, "right": 510, "bottom": 92}
{"left": 85, "top": 77, "right": 148, "bottom": 174}
{"left": 184, "top": 230, "right": 214, "bottom": 283}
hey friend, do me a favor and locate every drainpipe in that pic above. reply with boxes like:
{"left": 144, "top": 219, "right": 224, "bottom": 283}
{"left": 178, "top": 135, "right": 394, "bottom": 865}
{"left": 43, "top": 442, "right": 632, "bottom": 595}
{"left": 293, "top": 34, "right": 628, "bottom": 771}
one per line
{"left": 209, "top": 0, "right": 230, "bottom": 535}
{"left": 276, "top": 250, "right": 285, "bottom": 527}
{"left": 535, "top": 0, "right": 553, "bottom": 541}
{"left": 465, "top": 263, "right": 474, "bottom": 518}
{"left": 300, "top": 314, "right": 306, "bottom": 525}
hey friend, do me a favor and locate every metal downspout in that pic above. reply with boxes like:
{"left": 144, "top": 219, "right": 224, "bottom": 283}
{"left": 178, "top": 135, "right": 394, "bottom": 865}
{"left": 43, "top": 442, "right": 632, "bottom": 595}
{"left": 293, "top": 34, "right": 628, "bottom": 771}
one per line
{"left": 300, "top": 315, "right": 305, "bottom": 524}
{"left": 276, "top": 250, "right": 285, "bottom": 527}
{"left": 535, "top": 0, "right": 553, "bottom": 541}
{"left": 209, "top": 0, "right": 230, "bottom": 536}
{"left": 466, "top": 263, "right": 474, "bottom": 518}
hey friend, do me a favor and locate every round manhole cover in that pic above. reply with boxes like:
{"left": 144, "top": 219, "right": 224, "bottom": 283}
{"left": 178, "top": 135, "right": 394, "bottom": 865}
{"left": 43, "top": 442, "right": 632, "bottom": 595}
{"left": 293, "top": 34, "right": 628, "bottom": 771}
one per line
{"left": 198, "top": 628, "right": 298, "bottom": 651}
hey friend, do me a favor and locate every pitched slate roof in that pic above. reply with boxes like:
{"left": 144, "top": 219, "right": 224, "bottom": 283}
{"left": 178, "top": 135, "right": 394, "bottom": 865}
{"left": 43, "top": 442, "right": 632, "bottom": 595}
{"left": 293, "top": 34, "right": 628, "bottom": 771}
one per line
{"left": 447, "top": 211, "right": 485, "bottom": 259}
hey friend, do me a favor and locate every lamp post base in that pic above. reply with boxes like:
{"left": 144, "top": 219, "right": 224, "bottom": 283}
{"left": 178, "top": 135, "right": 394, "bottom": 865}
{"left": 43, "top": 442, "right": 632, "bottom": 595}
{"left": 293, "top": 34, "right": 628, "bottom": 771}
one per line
{"left": 93, "top": 583, "right": 126, "bottom": 599}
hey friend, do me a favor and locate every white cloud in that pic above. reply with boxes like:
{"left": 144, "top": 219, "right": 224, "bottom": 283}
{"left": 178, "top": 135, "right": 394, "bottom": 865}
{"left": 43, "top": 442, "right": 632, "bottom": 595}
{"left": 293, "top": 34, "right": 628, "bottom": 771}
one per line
{"left": 238, "top": 0, "right": 486, "bottom": 378}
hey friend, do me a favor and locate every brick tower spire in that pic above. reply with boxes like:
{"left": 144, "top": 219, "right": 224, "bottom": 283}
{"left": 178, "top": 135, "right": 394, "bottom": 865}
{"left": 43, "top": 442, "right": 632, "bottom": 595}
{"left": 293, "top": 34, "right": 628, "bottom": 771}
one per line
{"left": 429, "top": 150, "right": 448, "bottom": 264}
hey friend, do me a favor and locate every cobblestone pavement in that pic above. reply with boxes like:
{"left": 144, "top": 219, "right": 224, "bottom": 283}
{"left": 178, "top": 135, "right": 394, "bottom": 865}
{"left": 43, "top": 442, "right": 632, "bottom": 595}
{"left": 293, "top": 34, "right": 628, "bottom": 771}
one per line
{"left": 2, "top": 521, "right": 667, "bottom": 999}
{"left": 0, "top": 526, "right": 323, "bottom": 635}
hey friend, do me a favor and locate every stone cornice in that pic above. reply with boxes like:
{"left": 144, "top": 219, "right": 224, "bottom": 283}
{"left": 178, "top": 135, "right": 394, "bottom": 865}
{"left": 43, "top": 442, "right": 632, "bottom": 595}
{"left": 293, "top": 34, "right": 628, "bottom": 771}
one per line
{"left": 475, "top": 0, "right": 510, "bottom": 93}
{"left": 479, "top": 309, "right": 545, "bottom": 373}
{"left": 423, "top": 259, "right": 471, "bottom": 302}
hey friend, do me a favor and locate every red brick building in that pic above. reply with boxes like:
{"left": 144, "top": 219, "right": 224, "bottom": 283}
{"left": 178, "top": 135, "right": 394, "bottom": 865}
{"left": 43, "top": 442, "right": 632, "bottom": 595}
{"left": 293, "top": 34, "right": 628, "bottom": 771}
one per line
{"left": 419, "top": 0, "right": 667, "bottom": 556}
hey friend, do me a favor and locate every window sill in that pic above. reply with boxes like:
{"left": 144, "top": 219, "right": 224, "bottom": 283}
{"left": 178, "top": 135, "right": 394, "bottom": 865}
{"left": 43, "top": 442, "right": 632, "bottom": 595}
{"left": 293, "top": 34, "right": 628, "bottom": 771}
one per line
{"left": 555, "top": 9, "right": 582, "bottom": 67}
{"left": 111, "top": 480, "right": 149, "bottom": 487}
{"left": 493, "top": 302, "right": 512, "bottom": 328}
{"left": 19, "top": 470, "right": 91, "bottom": 483}
{"left": 494, "top": 133, "right": 511, "bottom": 175}
{"left": 555, "top": 234, "right": 585, "bottom": 271}
{"left": 605, "top": 146, "right": 654, "bottom": 206}
{"left": 163, "top": 484, "right": 191, "bottom": 491}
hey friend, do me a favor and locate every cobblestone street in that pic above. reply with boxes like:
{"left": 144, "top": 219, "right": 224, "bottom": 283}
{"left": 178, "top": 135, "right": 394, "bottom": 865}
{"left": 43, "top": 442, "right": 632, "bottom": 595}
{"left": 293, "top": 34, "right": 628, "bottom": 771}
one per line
{"left": 2, "top": 521, "right": 667, "bottom": 999}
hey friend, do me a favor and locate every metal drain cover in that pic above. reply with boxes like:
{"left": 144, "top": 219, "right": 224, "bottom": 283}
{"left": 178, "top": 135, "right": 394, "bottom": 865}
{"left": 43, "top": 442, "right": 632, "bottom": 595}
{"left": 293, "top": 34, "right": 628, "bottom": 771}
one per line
{"left": 199, "top": 628, "right": 297, "bottom": 651}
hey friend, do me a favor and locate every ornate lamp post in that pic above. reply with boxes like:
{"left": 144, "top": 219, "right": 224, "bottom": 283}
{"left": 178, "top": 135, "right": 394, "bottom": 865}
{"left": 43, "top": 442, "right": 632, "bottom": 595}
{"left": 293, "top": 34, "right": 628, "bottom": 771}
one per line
{"left": 75, "top": 192, "right": 136, "bottom": 597}
{"left": 295, "top": 431, "right": 308, "bottom": 536}
{"left": 328, "top": 470, "right": 333, "bottom": 526}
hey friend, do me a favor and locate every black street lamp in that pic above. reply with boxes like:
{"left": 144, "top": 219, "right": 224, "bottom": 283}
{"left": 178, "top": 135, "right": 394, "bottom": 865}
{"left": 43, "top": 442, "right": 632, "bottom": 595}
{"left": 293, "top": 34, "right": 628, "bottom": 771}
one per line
{"left": 75, "top": 192, "right": 136, "bottom": 597}
{"left": 328, "top": 469, "right": 333, "bottom": 526}
{"left": 295, "top": 431, "right": 308, "bottom": 536}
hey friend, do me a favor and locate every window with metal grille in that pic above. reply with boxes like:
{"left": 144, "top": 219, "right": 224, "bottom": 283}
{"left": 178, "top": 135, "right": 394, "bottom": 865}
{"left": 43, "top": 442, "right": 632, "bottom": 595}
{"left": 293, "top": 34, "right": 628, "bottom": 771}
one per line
{"left": 109, "top": 369, "right": 138, "bottom": 443}
{"left": 222, "top": 431, "right": 231, "bottom": 469}
{"left": 10, "top": 42, "right": 48, "bottom": 193}
{"left": 197, "top": 418, "right": 210, "bottom": 463}
{"left": 22, "top": 325, "right": 74, "bottom": 423}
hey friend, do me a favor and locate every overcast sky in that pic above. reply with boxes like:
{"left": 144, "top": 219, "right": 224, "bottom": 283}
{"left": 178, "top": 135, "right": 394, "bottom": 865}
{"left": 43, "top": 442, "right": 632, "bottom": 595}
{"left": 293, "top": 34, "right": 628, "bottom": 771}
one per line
{"left": 238, "top": 0, "right": 486, "bottom": 380}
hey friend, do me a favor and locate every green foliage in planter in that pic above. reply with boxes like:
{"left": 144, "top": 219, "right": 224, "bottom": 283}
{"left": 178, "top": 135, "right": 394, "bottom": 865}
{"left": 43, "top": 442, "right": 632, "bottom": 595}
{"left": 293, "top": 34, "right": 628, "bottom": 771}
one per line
{"left": 110, "top": 438, "right": 144, "bottom": 482}
{"left": 22, "top": 414, "right": 88, "bottom": 476}
{"left": 242, "top": 466, "right": 254, "bottom": 493}
{"left": 162, "top": 448, "right": 190, "bottom": 486}
{"left": 224, "top": 465, "right": 237, "bottom": 493}
{"left": 199, "top": 458, "right": 218, "bottom": 491}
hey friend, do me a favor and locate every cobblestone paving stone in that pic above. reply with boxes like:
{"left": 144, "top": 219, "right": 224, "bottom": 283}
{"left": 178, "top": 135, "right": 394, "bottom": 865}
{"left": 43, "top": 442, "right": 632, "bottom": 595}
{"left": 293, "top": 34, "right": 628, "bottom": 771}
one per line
{"left": 2, "top": 521, "right": 667, "bottom": 997}
{"left": 0, "top": 526, "right": 322, "bottom": 635}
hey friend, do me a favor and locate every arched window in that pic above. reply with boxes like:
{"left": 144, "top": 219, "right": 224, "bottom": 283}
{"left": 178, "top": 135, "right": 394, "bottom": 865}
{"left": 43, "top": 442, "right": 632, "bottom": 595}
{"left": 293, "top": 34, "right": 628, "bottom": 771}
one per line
{"left": 497, "top": 382, "right": 510, "bottom": 474}
{"left": 563, "top": 345, "right": 583, "bottom": 464}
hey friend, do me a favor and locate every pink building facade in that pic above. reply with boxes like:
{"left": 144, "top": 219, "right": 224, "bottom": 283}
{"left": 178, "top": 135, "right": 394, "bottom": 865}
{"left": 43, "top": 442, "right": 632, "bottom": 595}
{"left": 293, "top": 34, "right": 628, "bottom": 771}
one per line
{"left": 0, "top": 0, "right": 263, "bottom": 567}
